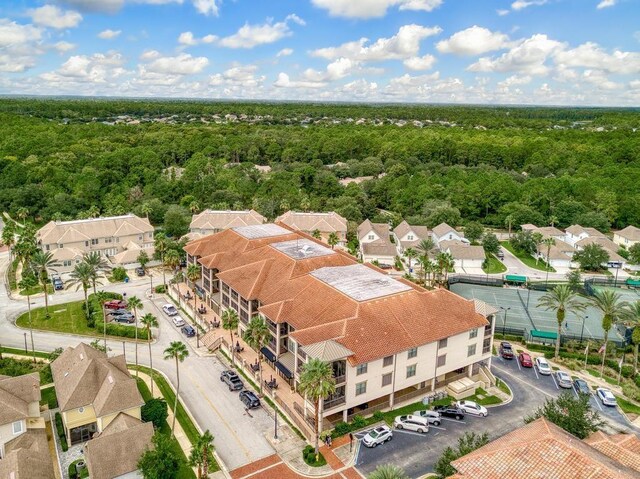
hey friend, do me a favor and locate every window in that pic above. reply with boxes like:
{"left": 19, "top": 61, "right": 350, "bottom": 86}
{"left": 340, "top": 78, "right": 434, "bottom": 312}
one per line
{"left": 355, "top": 381, "right": 367, "bottom": 396}
{"left": 406, "top": 364, "right": 417, "bottom": 378}
{"left": 407, "top": 234, "right": 414, "bottom": 240}
{"left": 438, "top": 338, "right": 448, "bottom": 348}
{"left": 407, "top": 347, "right": 417, "bottom": 359}
{"left": 356, "top": 363, "right": 368, "bottom": 375}
{"left": 78, "top": 407, "right": 84, "bottom": 413}
{"left": 12, "top": 421, "right": 23, "bottom": 435}
{"left": 58, "top": 244, "right": 64, "bottom": 248}
{"left": 468, "top": 344, "right": 477, "bottom": 357}
{"left": 138, "top": 235, "right": 143, "bottom": 241}
{"left": 382, "top": 373, "right": 392, "bottom": 387}
{"left": 63, "top": 260, "right": 72, "bottom": 267}
{"left": 105, "top": 237, "right": 112, "bottom": 243}
{"left": 368, "top": 234, "right": 374, "bottom": 240}
{"left": 45, "top": 244, "right": 50, "bottom": 251}
{"left": 437, "top": 354, "right": 447, "bottom": 367}
{"left": 383, "top": 356, "right": 394, "bottom": 367}
{"left": 91, "top": 239, "right": 98, "bottom": 245}
{"left": 116, "top": 237, "right": 120, "bottom": 243}
{"left": 469, "top": 329, "right": 478, "bottom": 339}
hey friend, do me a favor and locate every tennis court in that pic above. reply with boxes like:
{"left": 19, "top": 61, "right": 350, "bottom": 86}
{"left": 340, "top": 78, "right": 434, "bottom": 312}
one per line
{"left": 593, "top": 285, "right": 640, "bottom": 303}
{"left": 450, "top": 283, "right": 626, "bottom": 343}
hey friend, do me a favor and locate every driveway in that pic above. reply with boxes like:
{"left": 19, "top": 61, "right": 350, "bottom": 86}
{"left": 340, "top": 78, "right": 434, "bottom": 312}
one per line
{"left": 498, "top": 245, "right": 566, "bottom": 281}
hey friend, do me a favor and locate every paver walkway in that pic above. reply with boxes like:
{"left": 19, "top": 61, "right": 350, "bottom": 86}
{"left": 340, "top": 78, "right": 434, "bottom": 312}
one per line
{"left": 230, "top": 454, "right": 363, "bottom": 479}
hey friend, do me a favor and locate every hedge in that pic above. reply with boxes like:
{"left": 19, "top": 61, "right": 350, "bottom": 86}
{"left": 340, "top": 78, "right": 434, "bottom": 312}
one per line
{"left": 544, "top": 350, "right": 636, "bottom": 379}
{"left": 55, "top": 412, "right": 68, "bottom": 451}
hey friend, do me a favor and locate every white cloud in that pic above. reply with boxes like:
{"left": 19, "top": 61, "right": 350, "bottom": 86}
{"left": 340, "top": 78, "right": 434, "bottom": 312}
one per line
{"left": 581, "top": 69, "right": 622, "bottom": 90}
{"left": 0, "top": 20, "right": 44, "bottom": 72}
{"left": 58, "top": 0, "right": 125, "bottom": 14}
{"left": 311, "top": 0, "right": 442, "bottom": 19}
{"left": 28, "top": 5, "right": 82, "bottom": 29}
{"left": 274, "top": 72, "right": 325, "bottom": 88}
{"left": 0, "top": 19, "right": 42, "bottom": 47}
{"left": 498, "top": 74, "right": 531, "bottom": 87}
{"left": 436, "top": 26, "right": 510, "bottom": 56}
{"left": 277, "top": 48, "right": 293, "bottom": 57}
{"left": 403, "top": 54, "right": 436, "bottom": 71}
{"left": 511, "top": 0, "right": 548, "bottom": 11}
{"left": 41, "top": 51, "right": 128, "bottom": 84}
{"left": 54, "top": 41, "right": 76, "bottom": 53}
{"left": 58, "top": 0, "right": 219, "bottom": 16}
{"left": 553, "top": 42, "right": 640, "bottom": 74}
{"left": 178, "top": 31, "right": 198, "bottom": 46}
{"left": 302, "top": 57, "right": 355, "bottom": 82}
{"left": 218, "top": 15, "right": 304, "bottom": 49}
{"left": 192, "top": 0, "right": 220, "bottom": 16}
{"left": 311, "top": 24, "right": 442, "bottom": 63}
{"left": 209, "top": 64, "right": 265, "bottom": 89}
{"left": 142, "top": 52, "right": 209, "bottom": 74}
{"left": 597, "top": 0, "right": 616, "bottom": 9}
{"left": 497, "top": 9, "right": 510, "bottom": 16}
{"left": 98, "top": 29, "right": 121, "bottom": 39}
{"left": 140, "top": 50, "right": 160, "bottom": 60}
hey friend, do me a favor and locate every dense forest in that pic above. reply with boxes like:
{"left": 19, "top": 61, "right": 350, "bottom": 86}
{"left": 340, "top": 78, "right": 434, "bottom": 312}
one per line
{"left": 1, "top": 98, "right": 638, "bottom": 237}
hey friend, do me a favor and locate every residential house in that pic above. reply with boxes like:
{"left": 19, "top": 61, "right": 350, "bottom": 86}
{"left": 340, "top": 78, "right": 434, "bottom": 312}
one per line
{"left": 431, "top": 223, "right": 465, "bottom": 244}
{"left": 184, "top": 224, "right": 496, "bottom": 428}
{"left": 521, "top": 224, "right": 566, "bottom": 241}
{"left": 614, "top": 226, "right": 640, "bottom": 248}
{"left": 0, "top": 430, "right": 55, "bottom": 479}
{"left": 188, "top": 209, "right": 266, "bottom": 240}
{"left": 575, "top": 236, "right": 627, "bottom": 268}
{"left": 392, "top": 221, "right": 430, "bottom": 256}
{"left": 450, "top": 417, "right": 639, "bottom": 479}
{"left": 50, "top": 343, "right": 144, "bottom": 445}
{"left": 535, "top": 239, "right": 576, "bottom": 271}
{"left": 565, "top": 224, "right": 606, "bottom": 247}
{"left": 84, "top": 413, "right": 154, "bottom": 479}
{"left": 275, "top": 211, "right": 348, "bottom": 248}
{"left": 439, "top": 240, "right": 486, "bottom": 271}
{"left": 357, "top": 220, "right": 396, "bottom": 266}
{"left": 37, "top": 214, "right": 155, "bottom": 273}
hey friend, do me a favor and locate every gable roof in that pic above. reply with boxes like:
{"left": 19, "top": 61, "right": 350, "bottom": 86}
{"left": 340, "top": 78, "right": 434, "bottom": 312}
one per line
{"left": 0, "top": 429, "right": 55, "bottom": 479}
{"left": 566, "top": 225, "right": 606, "bottom": 237}
{"left": 432, "top": 223, "right": 456, "bottom": 238}
{"left": 190, "top": 209, "right": 266, "bottom": 231}
{"left": 584, "top": 431, "right": 640, "bottom": 473}
{"left": 276, "top": 211, "right": 347, "bottom": 234}
{"left": 85, "top": 413, "right": 154, "bottom": 479}
{"left": 357, "top": 220, "right": 390, "bottom": 240}
{"left": 616, "top": 226, "right": 640, "bottom": 241}
{"left": 38, "top": 214, "right": 153, "bottom": 244}
{"left": 394, "top": 220, "right": 430, "bottom": 244}
{"left": 51, "top": 343, "right": 143, "bottom": 416}
{"left": 0, "top": 373, "right": 40, "bottom": 425}
{"left": 451, "top": 418, "right": 638, "bottom": 479}
{"left": 447, "top": 244, "right": 486, "bottom": 260}
{"left": 361, "top": 241, "right": 397, "bottom": 257}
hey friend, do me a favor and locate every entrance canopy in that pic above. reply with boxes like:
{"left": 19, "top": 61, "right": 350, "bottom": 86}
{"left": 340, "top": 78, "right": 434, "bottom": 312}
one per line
{"left": 530, "top": 330, "right": 558, "bottom": 340}
{"left": 505, "top": 275, "right": 527, "bottom": 284}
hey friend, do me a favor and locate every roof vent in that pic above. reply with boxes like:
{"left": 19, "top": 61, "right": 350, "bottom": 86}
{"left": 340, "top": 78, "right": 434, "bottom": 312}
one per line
{"left": 107, "top": 375, "right": 114, "bottom": 384}
{"left": 64, "top": 372, "right": 69, "bottom": 377}
{"left": 80, "top": 353, "right": 84, "bottom": 360}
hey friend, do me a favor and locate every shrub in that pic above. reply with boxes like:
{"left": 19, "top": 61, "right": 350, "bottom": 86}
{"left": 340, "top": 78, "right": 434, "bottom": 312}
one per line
{"left": 154, "top": 284, "right": 167, "bottom": 294}
{"left": 68, "top": 462, "right": 78, "bottom": 479}
{"left": 351, "top": 415, "right": 366, "bottom": 429}
{"left": 622, "top": 384, "right": 640, "bottom": 402}
{"left": 372, "top": 411, "right": 384, "bottom": 421}
{"left": 98, "top": 322, "right": 149, "bottom": 340}
{"left": 142, "top": 398, "right": 168, "bottom": 429}
{"left": 55, "top": 412, "right": 68, "bottom": 452}
{"left": 333, "top": 421, "right": 350, "bottom": 436}
{"left": 111, "top": 267, "right": 128, "bottom": 282}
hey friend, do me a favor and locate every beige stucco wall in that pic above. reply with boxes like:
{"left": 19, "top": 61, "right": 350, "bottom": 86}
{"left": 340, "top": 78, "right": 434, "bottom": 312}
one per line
{"left": 97, "top": 407, "right": 141, "bottom": 431}
{"left": 0, "top": 420, "right": 26, "bottom": 455}
{"left": 63, "top": 406, "right": 97, "bottom": 431}
{"left": 614, "top": 233, "right": 638, "bottom": 248}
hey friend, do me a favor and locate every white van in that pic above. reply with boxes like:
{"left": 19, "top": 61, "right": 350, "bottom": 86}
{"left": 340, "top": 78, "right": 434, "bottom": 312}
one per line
{"left": 393, "top": 415, "right": 429, "bottom": 433}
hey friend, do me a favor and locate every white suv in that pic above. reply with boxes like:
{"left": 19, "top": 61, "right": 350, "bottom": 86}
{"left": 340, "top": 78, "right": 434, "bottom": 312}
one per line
{"left": 362, "top": 426, "right": 393, "bottom": 448}
{"left": 535, "top": 357, "right": 552, "bottom": 375}
{"left": 162, "top": 304, "right": 178, "bottom": 316}
{"left": 393, "top": 415, "right": 429, "bottom": 433}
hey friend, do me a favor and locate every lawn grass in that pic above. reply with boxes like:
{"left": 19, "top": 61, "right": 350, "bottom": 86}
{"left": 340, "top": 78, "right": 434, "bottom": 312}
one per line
{"left": 0, "top": 346, "right": 49, "bottom": 359}
{"left": 483, "top": 254, "right": 507, "bottom": 274}
{"left": 501, "top": 241, "right": 555, "bottom": 272}
{"left": 380, "top": 396, "right": 452, "bottom": 425}
{"left": 496, "top": 378, "right": 511, "bottom": 396}
{"left": 586, "top": 368, "right": 619, "bottom": 386}
{"left": 135, "top": 377, "right": 196, "bottom": 479}
{"left": 20, "top": 284, "right": 53, "bottom": 296}
{"left": 40, "top": 386, "right": 58, "bottom": 409}
{"left": 464, "top": 387, "right": 503, "bottom": 406}
{"left": 615, "top": 396, "right": 640, "bottom": 416}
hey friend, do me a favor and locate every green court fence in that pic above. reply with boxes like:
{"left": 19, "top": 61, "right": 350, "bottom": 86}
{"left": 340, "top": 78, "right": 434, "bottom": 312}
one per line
{"left": 448, "top": 275, "right": 504, "bottom": 288}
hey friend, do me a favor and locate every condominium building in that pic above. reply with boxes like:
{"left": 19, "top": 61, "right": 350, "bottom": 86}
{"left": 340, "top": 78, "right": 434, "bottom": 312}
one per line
{"left": 185, "top": 224, "right": 496, "bottom": 426}
{"left": 37, "top": 214, "right": 154, "bottom": 273}
{"left": 188, "top": 209, "right": 266, "bottom": 240}
{"left": 276, "top": 211, "right": 348, "bottom": 248}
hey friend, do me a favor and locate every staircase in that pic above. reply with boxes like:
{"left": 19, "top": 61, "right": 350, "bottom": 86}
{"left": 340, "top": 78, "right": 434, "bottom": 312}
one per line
{"left": 201, "top": 331, "right": 221, "bottom": 351}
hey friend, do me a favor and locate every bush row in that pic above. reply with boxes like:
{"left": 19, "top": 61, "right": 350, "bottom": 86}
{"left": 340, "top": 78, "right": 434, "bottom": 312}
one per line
{"left": 83, "top": 293, "right": 149, "bottom": 340}
{"left": 332, "top": 412, "right": 383, "bottom": 438}
{"left": 54, "top": 412, "right": 68, "bottom": 451}
{"left": 543, "top": 350, "right": 637, "bottom": 379}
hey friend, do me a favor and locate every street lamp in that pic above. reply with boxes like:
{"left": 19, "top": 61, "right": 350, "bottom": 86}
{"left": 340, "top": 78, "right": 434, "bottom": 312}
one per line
{"left": 273, "top": 392, "right": 278, "bottom": 440}
{"left": 499, "top": 306, "right": 511, "bottom": 338}
{"left": 580, "top": 315, "right": 589, "bottom": 345}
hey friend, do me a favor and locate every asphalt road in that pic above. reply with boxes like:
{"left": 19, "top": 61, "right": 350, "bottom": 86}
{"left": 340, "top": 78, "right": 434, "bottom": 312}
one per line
{"left": 0, "top": 252, "right": 275, "bottom": 471}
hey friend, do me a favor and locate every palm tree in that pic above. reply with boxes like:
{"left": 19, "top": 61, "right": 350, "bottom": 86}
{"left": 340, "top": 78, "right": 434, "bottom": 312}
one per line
{"left": 16, "top": 207, "right": 29, "bottom": 222}
{"left": 404, "top": 247, "right": 417, "bottom": 271}
{"left": 531, "top": 232, "right": 544, "bottom": 264}
{"left": 311, "top": 229, "right": 322, "bottom": 240}
{"left": 590, "top": 290, "right": 626, "bottom": 375}
{"left": 1, "top": 221, "right": 16, "bottom": 260}
{"left": 154, "top": 233, "right": 169, "bottom": 287}
{"left": 549, "top": 215, "right": 558, "bottom": 227}
{"left": 621, "top": 301, "right": 640, "bottom": 374}
{"left": 189, "top": 430, "right": 215, "bottom": 479}
{"left": 435, "top": 252, "right": 454, "bottom": 284}
{"left": 504, "top": 214, "right": 515, "bottom": 239}
{"left": 18, "top": 275, "right": 39, "bottom": 363}
{"left": 140, "top": 313, "right": 159, "bottom": 395}
{"left": 186, "top": 263, "right": 201, "bottom": 317}
{"left": 327, "top": 232, "right": 339, "bottom": 249}
{"left": 94, "top": 290, "right": 111, "bottom": 349}
{"left": 164, "top": 341, "right": 189, "bottom": 437}
{"left": 189, "top": 201, "right": 200, "bottom": 214}
{"left": 537, "top": 285, "right": 586, "bottom": 359}
{"left": 542, "top": 237, "right": 556, "bottom": 279}
{"left": 164, "top": 249, "right": 181, "bottom": 279}
{"left": 369, "top": 464, "right": 409, "bottom": 479}
{"left": 416, "top": 238, "right": 435, "bottom": 257}
{"left": 221, "top": 308, "right": 239, "bottom": 365}
{"left": 141, "top": 203, "right": 152, "bottom": 220}
{"left": 83, "top": 251, "right": 110, "bottom": 295}
{"left": 30, "top": 251, "right": 56, "bottom": 316}
{"left": 127, "top": 296, "right": 143, "bottom": 376}
{"left": 172, "top": 270, "right": 185, "bottom": 309}
{"left": 298, "top": 358, "right": 336, "bottom": 456}
{"left": 68, "top": 262, "right": 93, "bottom": 314}
{"left": 244, "top": 317, "right": 270, "bottom": 394}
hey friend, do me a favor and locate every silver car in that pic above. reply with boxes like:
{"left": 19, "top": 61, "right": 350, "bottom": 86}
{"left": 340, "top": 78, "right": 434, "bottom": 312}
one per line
{"left": 413, "top": 409, "right": 442, "bottom": 426}
{"left": 535, "top": 357, "right": 552, "bottom": 375}
{"left": 554, "top": 370, "right": 572, "bottom": 389}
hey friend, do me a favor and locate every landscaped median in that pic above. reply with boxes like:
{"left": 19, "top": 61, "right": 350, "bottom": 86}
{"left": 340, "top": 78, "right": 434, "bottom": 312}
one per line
{"left": 501, "top": 241, "right": 555, "bottom": 272}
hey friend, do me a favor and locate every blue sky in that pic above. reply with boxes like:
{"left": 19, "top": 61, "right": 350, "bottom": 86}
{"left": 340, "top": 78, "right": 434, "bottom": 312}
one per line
{"left": 0, "top": 0, "right": 638, "bottom": 105}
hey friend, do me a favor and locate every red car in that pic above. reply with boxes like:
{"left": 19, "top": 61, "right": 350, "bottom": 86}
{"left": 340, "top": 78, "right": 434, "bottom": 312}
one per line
{"left": 104, "top": 299, "right": 128, "bottom": 310}
{"left": 518, "top": 352, "right": 533, "bottom": 368}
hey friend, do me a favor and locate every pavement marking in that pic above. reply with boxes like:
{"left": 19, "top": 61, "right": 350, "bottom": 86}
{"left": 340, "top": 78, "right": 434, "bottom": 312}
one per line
{"left": 430, "top": 425, "right": 447, "bottom": 431}
{"left": 551, "top": 373, "right": 559, "bottom": 390}
{"left": 492, "top": 364, "right": 554, "bottom": 399}
{"left": 441, "top": 418, "right": 466, "bottom": 424}
{"left": 393, "top": 429, "right": 429, "bottom": 438}
{"left": 592, "top": 394, "right": 604, "bottom": 412}
{"left": 533, "top": 366, "right": 539, "bottom": 380}
{"left": 516, "top": 357, "right": 522, "bottom": 371}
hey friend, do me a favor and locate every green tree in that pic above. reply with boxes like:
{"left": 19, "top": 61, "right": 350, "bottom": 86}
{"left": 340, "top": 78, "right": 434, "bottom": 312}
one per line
{"left": 565, "top": 269, "right": 582, "bottom": 292}
{"left": 221, "top": 308, "right": 239, "bottom": 365}
{"left": 141, "top": 202, "right": 152, "bottom": 220}
{"left": 481, "top": 233, "right": 500, "bottom": 256}
{"left": 154, "top": 232, "right": 169, "bottom": 287}
{"left": 141, "top": 398, "right": 168, "bottom": 429}
{"left": 163, "top": 205, "right": 190, "bottom": 238}
{"left": 311, "top": 229, "right": 322, "bottom": 240}
{"left": 524, "top": 392, "right": 603, "bottom": 439}
{"left": 68, "top": 262, "right": 93, "bottom": 316}
{"left": 463, "top": 221, "right": 484, "bottom": 244}
{"left": 368, "top": 464, "right": 409, "bottom": 479}
{"left": 141, "top": 313, "right": 159, "bottom": 395}
{"left": 573, "top": 243, "right": 610, "bottom": 271}
{"left": 1, "top": 221, "right": 16, "bottom": 259}
{"left": 18, "top": 275, "right": 38, "bottom": 363}
{"left": 510, "top": 230, "right": 536, "bottom": 255}
{"left": 243, "top": 317, "right": 270, "bottom": 394}
{"left": 138, "top": 250, "right": 150, "bottom": 272}
{"left": 138, "top": 431, "right": 181, "bottom": 479}
{"left": 628, "top": 243, "right": 640, "bottom": 264}
{"left": 128, "top": 296, "right": 143, "bottom": 375}
{"left": 189, "top": 430, "right": 215, "bottom": 479}
{"left": 433, "top": 432, "right": 489, "bottom": 478}
{"left": 504, "top": 214, "right": 515, "bottom": 239}
{"left": 537, "top": 285, "right": 586, "bottom": 359}
{"left": 298, "top": 358, "right": 336, "bottom": 456}
{"left": 94, "top": 290, "right": 110, "bottom": 349}
{"left": 163, "top": 341, "right": 189, "bottom": 437}
{"left": 621, "top": 301, "right": 640, "bottom": 374}
{"left": 164, "top": 249, "right": 181, "bottom": 278}
{"left": 435, "top": 252, "right": 455, "bottom": 284}
{"left": 83, "top": 251, "right": 110, "bottom": 295}
{"left": 531, "top": 232, "right": 544, "bottom": 265}
{"left": 186, "top": 263, "right": 201, "bottom": 316}
{"left": 328, "top": 232, "right": 339, "bottom": 249}
{"left": 404, "top": 247, "right": 417, "bottom": 271}
{"left": 30, "top": 250, "right": 56, "bottom": 316}
{"left": 590, "top": 290, "right": 626, "bottom": 375}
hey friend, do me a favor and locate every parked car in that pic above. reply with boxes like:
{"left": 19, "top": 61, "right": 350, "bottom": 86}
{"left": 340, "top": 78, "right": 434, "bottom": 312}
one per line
{"left": 108, "top": 309, "right": 130, "bottom": 316}
{"left": 135, "top": 267, "right": 145, "bottom": 276}
{"left": 573, "top": 378, "right": 591, "bottom": 395}
{"left": 393, "top": 415, "right": 429, "bottom": 433}
{"left": 499, "top": 342, "right": 514, "bottom": 359}
{"left": 456, "top": 400, "right": 488, "bottom": 417}
{"left": 104, "top": 299, "right": 127, "bottom": 310}
{"left": 162, "top": 304, "right": 178, "bottom": 316}
{"left": 554, "top": 370, "right": 573, "bottom": 389}
{"left": 239, "top": 390, "right": 261, "bottom": 409}
{"left": 596, "top": 388, "right": 617, "bottom": 407}
{"left": 412, "top": 409, "right": 442, "bottom": 426}
{"left": 172, "top": 316, "right": 186, "bottom": 327}
{"left": 52, "top": 277, "right": 64, "bottom": 291}
{"left": 433, "top": 405, "right": 465, "bottom": 420}
{"left": 113, "top": 314, "right": 135, "bottom": 324}
{"left": 220, "top": 370, "right": 244, "bottom": 391}
{"left": 518, "top": 352, "right": 533, "bottom": 368}
{"left": 497, "top": 250, "right": 505, "bottom": 260}
{"left": 181, "top": 324, "right": 196, "bottom": 337}
{"left": 535, "top": 357, "right": 552, "bottom": 375}
{"left": 362, "top": 425, "right": 393, "bottom": 448}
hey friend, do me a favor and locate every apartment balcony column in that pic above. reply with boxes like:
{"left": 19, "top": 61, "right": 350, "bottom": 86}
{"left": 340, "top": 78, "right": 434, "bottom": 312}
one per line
{"left": 275, "top": 323, "right": 281, "bottom": 356}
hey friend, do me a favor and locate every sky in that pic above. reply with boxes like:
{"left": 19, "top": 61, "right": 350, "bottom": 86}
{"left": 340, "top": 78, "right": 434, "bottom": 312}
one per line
{"left": 0, "top": 0, "right": 638, "bottom": 106}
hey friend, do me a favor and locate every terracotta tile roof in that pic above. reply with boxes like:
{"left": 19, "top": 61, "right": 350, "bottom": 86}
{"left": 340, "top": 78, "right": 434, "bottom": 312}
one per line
{"left": 37, "top": 214, "right": 153, "bottom": 244}
{"left": 616, "top": 226, "right": 640, "bottom": 241}
{"left": 584, "top": 431, "right": 640, "bottom": 473}
{"left": 451, "top": 418, "right": 638, "bottom": 479}
{"left": 85, "top": 413, "right": 154, "bottom": 479}
{"left": 276, "top": 211, "right": 347, "bottom": 234}
{"left": 0, "top": 429, "right": 55, "bottom": 479}
{"left": 190, "top": 209, "right": 266, "bottom": 230}
{"left": 0, "top": 373, "right": 40, "bottom": 425}
{"left": 51, "top": 343, "right": 143, "bottom": 416}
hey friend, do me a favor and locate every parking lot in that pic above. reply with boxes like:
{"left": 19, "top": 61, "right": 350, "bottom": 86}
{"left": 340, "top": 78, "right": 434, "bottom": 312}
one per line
{"left": 355, "top": 352, "right": 639, "bottom": 479}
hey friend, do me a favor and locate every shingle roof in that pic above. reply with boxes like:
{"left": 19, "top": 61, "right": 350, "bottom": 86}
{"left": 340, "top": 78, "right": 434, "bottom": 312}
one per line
{"left": 357, "top": 220, "right": 390, "bottom": 241}
{"left": 51, "top": 343, "right": 143, "bottom": 416}
{"left": 85, "top": 413, "right": 154, "bottom": 479}
{"left": 0, "top": 429, "right": 55, "bottom": 479}
{"left": 393, "top": 221, "right": 430, "bottom": 240}
{"left": 536, "top": 239, "right": 575, "bottom": 261}
{"left": 447, "top": 245, "right": 486, "bottom": 260}
{"left": 276, "top": 211, "right": 347, "bottom": 234}
{"left": 566, "top": 225, "right": 606, "bottom": 237}
{"left": 38, "top": 214, "right": 153, "bottom": 244}
{"left": 451, "top": 418, "right": 638, "bottom": 479}
{"left": 584, "top": 431, "right": 640, "bottom": 473}
{"left": 576, "top": 236, "right": 621, "bottom": 252}
{"left": 190, "top": 209, "right": 266, "bottom": 231}
{"left": 361, "top": 241, "right": 397, "bottom": 257}
{"left": 616, "top": 226, "right": 640, "bottom": 241}
{"left": 432, "top": 223, "right": 456, "bottom": 238}
{"left": 0, "top": 373, "right": 40, "bottom": 425}
{"left": 111, "top": 245, "right": 155, "bottom": 265}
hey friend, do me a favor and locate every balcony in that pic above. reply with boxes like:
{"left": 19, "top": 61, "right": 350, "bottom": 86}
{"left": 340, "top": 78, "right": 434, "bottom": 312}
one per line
{"left": 334, "top": 375, "right": 346, "bottom": 385}
{"left": 324, "top": 395, "right": 346, "bottom": 410}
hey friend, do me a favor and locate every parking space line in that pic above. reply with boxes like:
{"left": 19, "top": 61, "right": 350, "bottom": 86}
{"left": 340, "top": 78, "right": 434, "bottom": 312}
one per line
{"left": 516, "top": 357, "right": 522, "bottom": 371}
{"left": 592, "top": 394, "right": 603, "bottom": 412}
{"left": 441, "top": 418, "right": 466, "bottom": 424}
{"left": 393, "top": 429, "right": 429, "bottom": 438}
{"left": 551, "top": 373, "right": 559, "bottom": 390}
{"left": 430, "top": 425, "right": 447, "bottom": 431}
{"left": 533, "top": 366, "right": 539, "bottom": 380}
{"left": 492, "top": 364, "right": 554, "bottom": 398}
